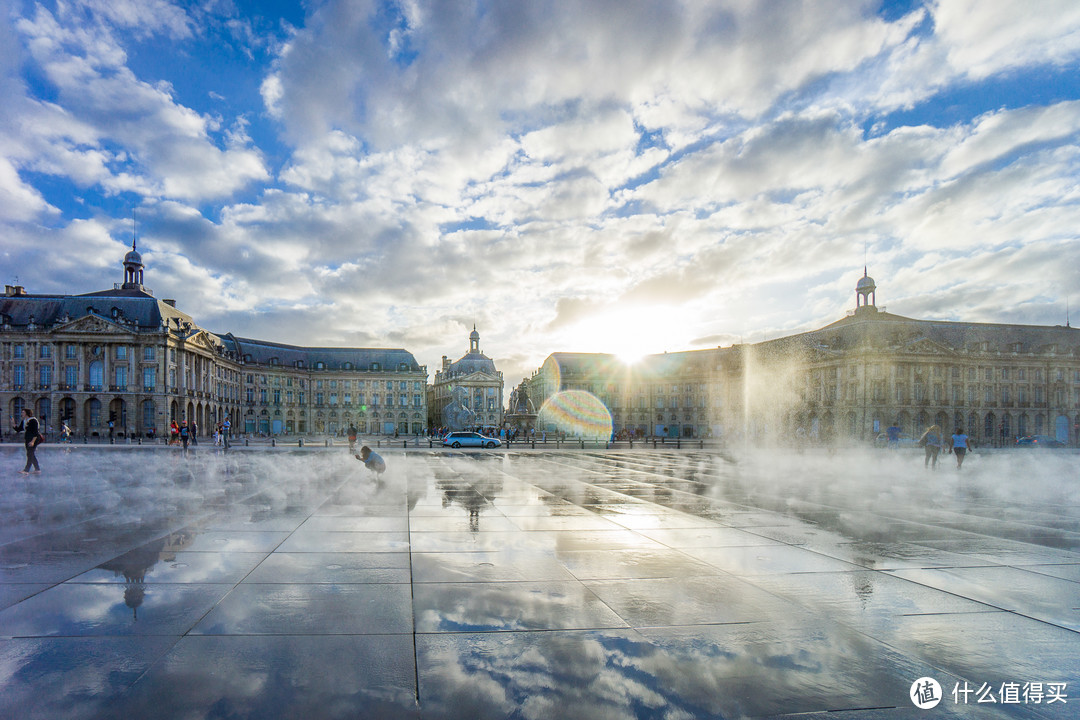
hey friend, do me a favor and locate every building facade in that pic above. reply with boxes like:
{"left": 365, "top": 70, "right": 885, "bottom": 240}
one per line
{"left": 1, "top": 246, "right": 427, "bottom": 439}
{"left": 528, "top": 271, "right": 1080, "bottom": 446}
{"left": 429, "top": 327, "right": 504, "bottom": 431}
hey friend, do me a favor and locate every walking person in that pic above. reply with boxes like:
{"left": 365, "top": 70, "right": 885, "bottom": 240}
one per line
{"left": 190, "top": 421, "right": 198, "bottom": 446}
{"left": 179, "top": 421, "right": 190, "bottom": 452}
{"left": 950, "top": 427, "right": 975, "bottom": 470}
{"left": 919, "top": 425, "right": 943, "bottom": 469}
{"left": 12, "top": 408, "right": 43, "bottom": 474}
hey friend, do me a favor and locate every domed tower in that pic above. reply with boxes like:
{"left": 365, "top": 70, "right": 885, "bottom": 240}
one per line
{"left": 855, "top": 267, "right": 877, "bottom": 311}
{"left": 469, "top": 325, "right": 481, "bottom": 354}
{"left": 122, "top": 239, "right": 147, "bottom": 292}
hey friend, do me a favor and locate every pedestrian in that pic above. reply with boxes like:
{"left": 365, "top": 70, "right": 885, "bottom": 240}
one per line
{"left": 348, "top": 424, "right": 358, "bottom": 451}
{"left": 169, "top": 420, "right": 179, "bottom": 445}
{"left": 918, "top": 424, "right": 942, "bottom": 469}
{"left": 179, "top": 421, "right": 190, "bottom": 452}
{"left": 190, "top": 421, "right": 198, "bottom": 446}
{"left": 355, "top": 445, "right": 386, "bottom": 476}
{"left": 61, "top": 422, "right": 72, "bottom": 444}
{"left": 950, "top": 427, "right": 974, "bottom": 470}
{"left": 12, "top": 408, "right": 43, "bottom": 474}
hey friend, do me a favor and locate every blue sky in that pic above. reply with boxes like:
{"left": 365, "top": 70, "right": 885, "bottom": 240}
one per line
{"left": 2, "top": 0, "right": 1080, "bottom": 383}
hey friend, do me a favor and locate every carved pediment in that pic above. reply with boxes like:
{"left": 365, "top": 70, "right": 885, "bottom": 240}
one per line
{"left": 901, "top": 337, "right": 955, "bottom": 356}
{"left": 186, "top": 330, "right": 221, "bottom": 351}
{"left": 53, "top": 314, "right": 131, "bottom": 336}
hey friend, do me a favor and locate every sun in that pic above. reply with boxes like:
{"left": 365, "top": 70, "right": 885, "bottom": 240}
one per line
{"left": 570, "top": 307, "right": 684, "bottom": 363}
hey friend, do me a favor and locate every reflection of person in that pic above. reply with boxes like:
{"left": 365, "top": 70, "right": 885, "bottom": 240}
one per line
{"left": 950, "top": 427, "right": 974, "bottom": 469}
{"left": 886, "top": 424, "right": 900, "bottom": 448}
{"left": 347, "top": 424, "right": 358, "bottom": 451}
{"left": 13, "top": 409, "right": 42, "bottom": 474}
{"left": 355, "top": 445, "right": 386, "bottom": 475}
{"left": 919, "top": 425, "right": 942, "bottom": 469}
{"left": 179, "top": 421, "right": 190, "bottom": 451}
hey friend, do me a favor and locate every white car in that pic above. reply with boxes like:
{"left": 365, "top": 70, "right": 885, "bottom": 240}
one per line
{"left": 442, "top": 431, "right": 502, "bottom": 449}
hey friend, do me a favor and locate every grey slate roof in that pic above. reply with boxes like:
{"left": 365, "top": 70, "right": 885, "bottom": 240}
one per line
{"left": 0, "top": 291, "right": 192, "bottom": 331}
{"left": 220, "top": 335, "right": 423, "bottom": 372}
{"left": 762, "top": 307, "right": 1080, "bottom": 357}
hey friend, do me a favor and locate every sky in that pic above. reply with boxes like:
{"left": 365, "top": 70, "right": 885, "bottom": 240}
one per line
{"left": 2, "top": 0, "right": 1080, "bottom": 386}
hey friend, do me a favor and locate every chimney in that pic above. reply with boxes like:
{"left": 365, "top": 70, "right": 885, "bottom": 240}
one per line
{"left": 163, "top": 299, "right": 177, "bottom": 307}
{"left": 5, "top": 285, "right": 26, "bottom": 296}
{"left": 442, "top": 355, "right": 450, "bottom": 371}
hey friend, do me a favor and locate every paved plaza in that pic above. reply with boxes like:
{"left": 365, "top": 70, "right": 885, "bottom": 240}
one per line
{"left": 0, "top": 445, "right": 1077, "bottom": 719}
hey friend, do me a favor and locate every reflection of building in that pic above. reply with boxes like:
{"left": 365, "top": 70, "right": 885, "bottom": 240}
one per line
{"left": 0, "top": 244, "right": 428, "bottom": 437}
{"left": 529, "top": 271, "right": 1080, "bottom": 445}
{"left": 430, "top": 327, "right": 504, "bottom": 430}
{"left": 97, "top": 529, "right": 194, "bottom": 620}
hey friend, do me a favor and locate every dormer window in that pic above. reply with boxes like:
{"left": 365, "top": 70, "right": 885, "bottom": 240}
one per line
{"left": 371, "top": 362, "right": 380, "bottom": 372}
{"left": 296, "top": 360, "right": 305, "bottom": 368}
{"left": 315, "top": 361, "right": 325, "bottom": 370}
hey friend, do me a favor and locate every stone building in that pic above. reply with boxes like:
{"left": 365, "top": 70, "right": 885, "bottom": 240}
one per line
{"left": 528, "top": 270, "right": 1080, "bottom": 446}
{"left": 429, "top": 327, "right": 504, "bottom": 431}
{"left": 0, "top": 244, "right": 427, "bottom": 439}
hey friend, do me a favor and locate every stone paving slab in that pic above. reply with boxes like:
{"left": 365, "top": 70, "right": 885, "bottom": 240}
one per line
{"left": 0, "top": 446, "right": 1077, "bottom": 719}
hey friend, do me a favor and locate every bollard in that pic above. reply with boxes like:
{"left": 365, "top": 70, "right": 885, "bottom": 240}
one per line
{"left": 629, "top": 439, "right": 633, "bottom": 449}
{"left": 299, "top": 438, "right": 303, "bottom": 447}
{"left": 653, "top": 439, "right": 657, "bottom": 449}
{"left": 245, "top": 438, "right": 249, "bottom": 446}
{"left": 271, "top": 438, "right": 276, "bottom": 447}
{"left": 531, "top": 439, "right": 535, "bottom": 449}
{"left": 677, "top": 438, "right": 681, "bottom": 449}
{"left": 580, "top": 439, "right": 584, "bottom": 449}
{"left": 138, "top": 437, "right": 142, "bottom": 445}
{"left": 325, "top": 439, "right": 330, "bottom": 447}
{"left": 699, "top": 440, "right": 704, "bottom": 449}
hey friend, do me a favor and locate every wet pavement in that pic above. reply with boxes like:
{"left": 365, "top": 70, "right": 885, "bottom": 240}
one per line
{"left": 0, "top": 446, "right": 1077, "bottom": 719}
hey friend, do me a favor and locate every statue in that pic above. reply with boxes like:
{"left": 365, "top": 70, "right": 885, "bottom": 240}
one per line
{"left": 442, "top": 386, "right": 477, "bottom": 431}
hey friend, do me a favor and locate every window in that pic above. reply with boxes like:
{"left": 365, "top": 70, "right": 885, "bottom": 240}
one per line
{"left": 274, "top": 389, "right": 281, "bottom": 404}
{"left": 414, "top": 381, "right": 422, "bottom": 391}
{"left": 143, "top": 400, "right": 155, "bottom": 430}
{"left": 1018, "top": 368, "right": 1026, "bottom": 380}
{"left": 344, "top": 393, "right": 351, "bottom": 405}
{"left": 1002, "top": 368, "right": 1010, "bottom": 380}
{"left": 261, "top": 389, "right": 268, "bottom": 403}
{"left": 246, "top": 389, "right": 254, "bottom": 403}
{"left": 330, "top": 393, "right": 337, "bottom": 405}
{"left": 39, "top": 365, "right": 51, "bottom": 387}
{"left": 114, "top": 366, "right": 127, "bottom": 388}
{"left": 286, "top": 391, "right": 294, "bottom": 403}
{"left": 66, "top": 345, "right": 78, "bottom": 359}
{"left": 66, "top": 366, "right": 78, "bottom": 387}
{"left": 413, "top": 394, "right": 421, "bottom": 407}
{"left": 116, "top": 346, "right": 127, "bottom": 360}
{"left": 40, "top": 344, "right": 51, "bottom": 358}
{"left": 386, "top": 381, "right": 393, "bottom": 390}
{"left": 144, "top": 346, "right": 155, "bottom": 361}
{"left": 89, "top": 361, "right": 103, "bottom": 388}
{"left": 88, "top": 398, "right": 101, "bottom": 427}
{"left": 13, "top": 344, "right": 25, "bottom": 358}
{"left": 330, "top": 380, "right": 337, "bottom": 389}
{"left": 985, "top": 368, "right": 992, "bottom": 381}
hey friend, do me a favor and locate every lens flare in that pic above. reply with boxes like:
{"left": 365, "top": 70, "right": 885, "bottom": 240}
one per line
{"left": 537, "top": 390, "right": 613, "bottom": 438}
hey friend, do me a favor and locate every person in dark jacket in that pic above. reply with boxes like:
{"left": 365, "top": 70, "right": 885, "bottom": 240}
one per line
{"left": 13, "top": 408, "right": 42, "bottom": 474}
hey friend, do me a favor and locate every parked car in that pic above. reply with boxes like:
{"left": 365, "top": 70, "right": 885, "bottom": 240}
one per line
{"left": 443, "top": 431, "right": 502, "bottom": 449}
{"left": 1014, "top": 435, "right": 1065, "bottom": 448}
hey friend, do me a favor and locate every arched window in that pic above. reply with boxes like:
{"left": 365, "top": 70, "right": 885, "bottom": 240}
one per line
{"left": 89, "top": 360, "right": 103, "bottom": 389}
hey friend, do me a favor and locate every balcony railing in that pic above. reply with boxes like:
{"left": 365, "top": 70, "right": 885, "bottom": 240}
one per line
{"left": 109, "top": 385, "right": 128, "bottom": 392}
{"left": 84, "top": 384, "right": 103, "bottom": 392}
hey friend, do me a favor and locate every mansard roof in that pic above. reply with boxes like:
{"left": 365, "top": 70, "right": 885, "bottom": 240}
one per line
{"left": 761, "top": 307, "right": 1080, "bottom": 357}
{"left": 221, "top": 335, "right": 424, "bottom": 372}
{"left": 0, "top": 291, "right": 191, "bottom": 331}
